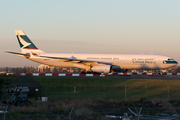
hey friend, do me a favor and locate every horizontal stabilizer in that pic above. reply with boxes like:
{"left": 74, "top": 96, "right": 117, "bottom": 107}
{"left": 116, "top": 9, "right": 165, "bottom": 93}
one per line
{"left": 5, "top": 51, "right": 30, "bottom": 58}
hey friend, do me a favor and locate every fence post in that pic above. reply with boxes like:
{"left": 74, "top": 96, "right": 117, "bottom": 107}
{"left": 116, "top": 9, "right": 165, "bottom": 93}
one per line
{"left": 65, "top": 85, "right": 67, "bottom": 100}
{"left": 146, "top": 83, "right": 148, "bottom": 99}
{"left": 84, "top": 85, "right": 86, "bottom": 98}
{"left": 167, "top": 84, "right": 169, "bottom": 101}
{"left": 46, "top": 79, "right": 48, "bottom": 96}
{"left": 104, "top": 84, "right": 105, "bottom": 99}
{"left": 125, "top": 84, "right": 126, "bottom": 102}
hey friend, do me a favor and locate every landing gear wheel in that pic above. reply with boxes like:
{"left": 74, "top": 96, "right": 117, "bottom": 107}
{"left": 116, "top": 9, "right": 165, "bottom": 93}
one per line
{"left": 80, "top": 71, "right": 86, "bottom": 74}
{"left": 124, "top": 69, "right": 128, "bottom": 73}
{"left": 157, "top": 73, "right": 161, "bottom": 75}
{"left": 92, "top": 72, "right": 101, "bottom": 74}
{"left": 87, "top": 71, "right": 93, "bottom": 74}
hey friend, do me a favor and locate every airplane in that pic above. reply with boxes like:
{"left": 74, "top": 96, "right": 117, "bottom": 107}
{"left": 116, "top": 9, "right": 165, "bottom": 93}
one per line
{"left": 5, "top": 30, "right": 178, "bottom": 73}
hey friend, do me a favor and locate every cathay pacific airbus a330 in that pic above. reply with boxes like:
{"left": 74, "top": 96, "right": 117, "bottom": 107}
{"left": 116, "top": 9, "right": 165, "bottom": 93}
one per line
{"left": 5, "top": 30, "right": 178, "bottom": 73}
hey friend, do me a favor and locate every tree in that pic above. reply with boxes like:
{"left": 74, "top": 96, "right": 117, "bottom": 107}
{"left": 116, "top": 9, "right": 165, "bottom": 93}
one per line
{"left": 53, "top": 67, "right": 58, "bottom": 73}
{"left": 175, "top": 67, "right": 180, "bottom": 73}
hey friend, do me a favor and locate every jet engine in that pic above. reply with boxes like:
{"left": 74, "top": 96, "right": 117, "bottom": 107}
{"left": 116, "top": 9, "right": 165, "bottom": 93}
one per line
{"left": 91, "top": 65, "right": 112, "bottom": 73}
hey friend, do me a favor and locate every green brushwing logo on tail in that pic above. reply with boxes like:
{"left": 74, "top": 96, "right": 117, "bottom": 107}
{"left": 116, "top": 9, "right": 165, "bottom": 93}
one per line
{"left": 16, "top": 34, "right": 38, "bottom": 49}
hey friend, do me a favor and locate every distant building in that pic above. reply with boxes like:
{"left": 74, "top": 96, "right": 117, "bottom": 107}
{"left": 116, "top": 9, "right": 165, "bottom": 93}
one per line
{"left": 38, "top": 64, "right": 53, "bottom": 73}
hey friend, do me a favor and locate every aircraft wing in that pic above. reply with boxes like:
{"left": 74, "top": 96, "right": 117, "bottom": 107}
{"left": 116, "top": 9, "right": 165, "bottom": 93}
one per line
{"left": 40, "top": 55, "right": 113, "bottom": 66}
{"left": 5, "top": 51, "right": 30, "bottom": 58}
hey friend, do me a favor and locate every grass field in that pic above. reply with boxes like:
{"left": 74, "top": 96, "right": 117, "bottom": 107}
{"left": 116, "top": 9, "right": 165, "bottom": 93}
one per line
{"left": 29, "top": 76, "right": 180, "bottom": 101}
{"left": 1, "top": 75, "right": 180, "bottom": 119}
{"left": 1, "top": 75, "right": 180, "bottom": 101}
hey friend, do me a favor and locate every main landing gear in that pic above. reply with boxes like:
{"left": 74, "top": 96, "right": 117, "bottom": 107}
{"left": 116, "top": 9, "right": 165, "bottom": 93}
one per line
{"left": 80, "top": 71, "right": 101, "bottom": 74}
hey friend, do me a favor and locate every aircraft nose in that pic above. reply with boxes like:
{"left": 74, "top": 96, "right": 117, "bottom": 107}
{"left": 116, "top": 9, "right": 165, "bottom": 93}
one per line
{"left": 172, "top": 60, "right": 178, "bottom": 65}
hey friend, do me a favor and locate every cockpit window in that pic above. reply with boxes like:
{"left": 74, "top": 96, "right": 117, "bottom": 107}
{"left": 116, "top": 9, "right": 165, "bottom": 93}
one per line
{"left": 168, "top": 58, "right": 174, "bottom": 61}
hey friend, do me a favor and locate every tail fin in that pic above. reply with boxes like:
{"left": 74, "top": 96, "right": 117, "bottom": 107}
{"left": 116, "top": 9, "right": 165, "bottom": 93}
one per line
{"left": 15, "top": 30, "right": 44, "bottom": 53}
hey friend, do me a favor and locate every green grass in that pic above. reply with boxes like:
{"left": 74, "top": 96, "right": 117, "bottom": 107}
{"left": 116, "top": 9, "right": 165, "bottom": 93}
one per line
{"left": 1, "top": 75, "right": 180, "bottom": 101}
{"left": 31, "top": 77, "right": 180, "bottom": 101}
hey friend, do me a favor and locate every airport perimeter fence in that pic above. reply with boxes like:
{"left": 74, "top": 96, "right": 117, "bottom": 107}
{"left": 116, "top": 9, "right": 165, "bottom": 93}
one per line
{"left": 20, "top": 83, "right": 180, "bottom": 101}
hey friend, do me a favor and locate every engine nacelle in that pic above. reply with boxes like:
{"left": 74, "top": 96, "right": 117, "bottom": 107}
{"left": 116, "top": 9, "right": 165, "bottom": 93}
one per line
{"left": 91, "top": 65, "right": 112, "bottom": 73}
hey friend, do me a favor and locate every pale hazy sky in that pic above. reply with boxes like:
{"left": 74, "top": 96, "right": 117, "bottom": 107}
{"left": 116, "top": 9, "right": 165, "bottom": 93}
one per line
{"left": 0, "top": 0, "right": 180, "bottom": 67}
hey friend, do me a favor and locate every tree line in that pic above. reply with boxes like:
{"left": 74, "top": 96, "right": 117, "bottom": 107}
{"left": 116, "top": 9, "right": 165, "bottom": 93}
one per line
{"left": 3, "top": 66, "right": 82, "bottom": 73}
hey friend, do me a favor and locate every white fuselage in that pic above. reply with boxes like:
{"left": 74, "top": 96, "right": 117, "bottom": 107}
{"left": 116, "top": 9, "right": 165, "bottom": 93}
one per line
{"left": 28, "top": 52, "right": 177, "bottom": 70}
